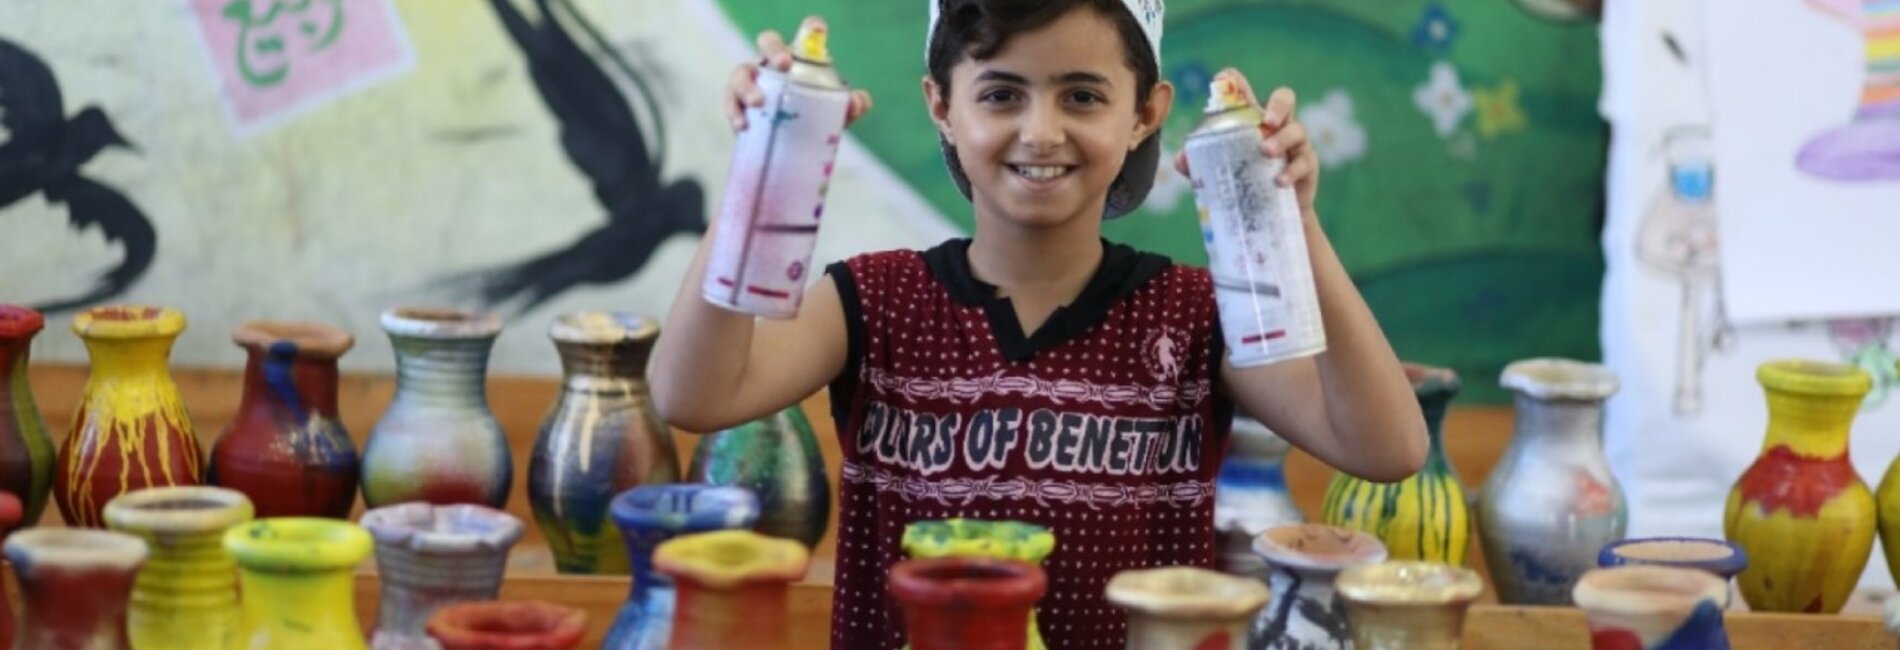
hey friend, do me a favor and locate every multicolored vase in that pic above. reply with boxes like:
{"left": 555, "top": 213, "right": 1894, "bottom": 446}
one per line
{"left": 1336, "top": 561, "right": 1484, "bottom": 650}
{"left": 0, "top": 306, "right": 55, "bottom": 525}
{"left": 427, "top": 601, "right": 588, "bottom": 650}
{"left": 225, "top": 518, "right": 374, "bottom": 650}
{"left": 1323, "top": 364, "right": 1469, "bottom": 565}
{"left": 601, "top": 484, "right": 760, "bottom": 650}
{"left": 891, "top": 557, "right": 1048, "bottom": 650}
{"left": 530, "top": 312, "right": 679, "bottom": 575}
{"left": 1249, "top": 523, "right": 1388, "bottom": 650}
{"left": 362, "top": 308, "right": 511, "bottom": 508}
{"left": 103, "top": 486, "right": 255, "bottom": 650}
{"left": 1597, "top": 537, "right": 1748, "bottom": 580}
{"left": 57, "top": 306, "right": 203, "bottom": 528}
{"left": 1725, "top": 359, "right": 1875, "bottom": 613}
{"left": 0, "top": 491, "right": 23, "bottom": 648}
{"left": 686, "top": 404, "right": 829, "bottom": 548}
{"left": 7, "top": 527, "right": 149, "bottom": 650}
{"left": 361, "top": 502, "right": 525, "bottom": 650}
{"left": 1573, "top": 566, "right": 1730, "bottom": 650}
{"left": 210, "top": 321, "right": 359, "bottom": 519}
{"left": 1106, "top": 566, "right": 1269, "bottom": 650}
{"left": 654, "top": 529, "right": 810, "bottom": 650}
{"left": 1477, "top": 358, "right": 1626, "bottom": 605}
{"left": 902, "top": 518, "right": 1058, "bottom": 650}
{"left": 1216, "top": 415, "right": 1302, "bottom": 579}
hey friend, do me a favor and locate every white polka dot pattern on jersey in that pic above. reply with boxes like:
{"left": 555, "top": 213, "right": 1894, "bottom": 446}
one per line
{"left": 825, "top": 247, "right": 1231, "bottom": 650}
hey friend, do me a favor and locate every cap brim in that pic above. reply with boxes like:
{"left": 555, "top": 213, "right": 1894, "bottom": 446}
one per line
{"left": 938, "top": 131, "right": 1162, "bottom": 221}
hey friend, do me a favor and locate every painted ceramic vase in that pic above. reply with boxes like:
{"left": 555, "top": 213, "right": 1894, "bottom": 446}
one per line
{"left": 1725, "top": 359, "right": 1874, "bottom": 613}
{"left": 1336, "top": 561, "right": 1484, "bottom": 650}
{"left": 530, "top": 312, "right": 679, "bottom": 575}
{"left": 0, "top": 491, "right": 23, "bottom": 648}
{"left": 103, "top": 486, "right": 255, "bottom": 650}
{"left": 210, "top": 321, "right": 359, "bottom": 519}
{"left": 1217, "top": 415, "right": 1302, "bottom": 579}
{"left": 1572, "top": 566, "right": 1730, "bottom": 650}
{"left": 1872, "top": 360, "right": 1900, "bottom": 591}
{"left": 1477, "top": 358, "right": 1626, "bottom": 605}
{"left": 653, "top": 529, "right": 809, "bottom": 650}
{"left": 686, "top": 403, "right": 829, "bottom": 548}
{"left": 1324, "top": 364, "right": 1470, "bottom": 565}
{"left": 1106, "top": 566, "right": 1269, "bottom": 650}
{"left": 0, "top": 305, "right": 55, "bottom": 525}
{"left": 1597, "top": 537, "right": 1748, "bottom": 609}
{"left": 1249, "top": 523, "right": 1388, "bottom": 650}
{"left": 57, "top": 306, "right": 203, "bottom": 528}
{"left": 361, "top": 502, "right": 525, "bottom": 650}
{"left": 362, "top": 308, "right": 511, "bottom": 508}
{"left": 427, "top": 601, "right": 588, "bottom": 650}
{"left": 891, "top": 557, "right": 1048, "bottom": 650}
{"left": 903, "top": 518, "right": 1058, "bottom": 650}
{"left": 7, "top": 527, "right": 148, "bottom": 650}
{"left": 601, "top": 484, "right": 761, "bottom": 649}
{"left": 225, "top": 518, "right": 375, "bottom": 650}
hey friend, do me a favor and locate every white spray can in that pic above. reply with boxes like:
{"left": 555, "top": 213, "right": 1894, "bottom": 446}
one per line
{"left": 1184, "top": 72, "right": 1326, "bottom": 367}
{"left": 703, "top": 18, "right": 851, "bottom": 319}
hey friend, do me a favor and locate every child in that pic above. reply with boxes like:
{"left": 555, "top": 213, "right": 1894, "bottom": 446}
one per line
{"left": 651, "top": 1, "right": 1427, "bottom": 647}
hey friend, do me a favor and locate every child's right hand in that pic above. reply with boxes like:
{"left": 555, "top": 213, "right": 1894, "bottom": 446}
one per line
{"left": 724, "top": 18, "right": 874, "bottom": 133}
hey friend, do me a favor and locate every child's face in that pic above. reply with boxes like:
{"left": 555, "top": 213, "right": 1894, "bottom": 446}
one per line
{"left": 926, "top": 8, "right": 1168, "bottom": 230}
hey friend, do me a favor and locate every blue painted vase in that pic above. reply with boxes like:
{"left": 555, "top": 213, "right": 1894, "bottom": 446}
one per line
{"left": 600, "top": 484, "right": 759, "bottom": 649}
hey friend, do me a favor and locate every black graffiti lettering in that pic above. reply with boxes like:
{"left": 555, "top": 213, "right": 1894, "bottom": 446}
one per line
{"left": 965, "top": 409, "right": 995, "bottom": 470}
{"left": 1079, "top": 415, "right": 1112, "bottom": 472}
{"left": 1025, "top": 409, "right": 1058, "bottom": 469}
{"left": 1054, "top": 413, "right": 1084, "bottom": 470}
{"left": 994, "top": 408, "right": 1023, "bottom": 467}
{"left": 1176, "top": 415, "right": 1204, "bottom": 472}
{"left": 1133, "top": 419, "right": 1169, "bottom": 474}
{"left": 907, "top": 413, "right": 938, "bottom": 469}
{"left": 1108, "top": 418, "right": 1136, "bottom": 474}
{"left": 1156, "top": 417, "right": 1179, "bottom": 471}
{"left": 931, "top": 413, "right": 960, "bottom": 470}
{"left": 856, "top": 402, "right": 885, "bottom": 454}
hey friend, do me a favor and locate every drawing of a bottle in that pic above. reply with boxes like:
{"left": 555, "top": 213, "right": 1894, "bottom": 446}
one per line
{"left": 1636, "top": 127, "right": 1729, "bottom": 416}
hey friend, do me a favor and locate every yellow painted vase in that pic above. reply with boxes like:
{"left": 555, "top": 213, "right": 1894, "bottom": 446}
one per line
{"left": 1723, "top": 360, "right": 1875, "bottom": 613}
{"left": 1322, "top": 364, "right": 1470, "bottom": 564}
{"left": 105, "top": 486, "right": 254, "bottom": 650}
{"left": 1878, "top": 359, "right": 1900, "bottom": 588}
{"left": 224, "top": 518, "right": 373, "bottom": 649}
{"left": 56, "top": 306, "right": 203, "bottom": 528}
{"left": 902, "top": 518, "right": 1056, "bottom": 650}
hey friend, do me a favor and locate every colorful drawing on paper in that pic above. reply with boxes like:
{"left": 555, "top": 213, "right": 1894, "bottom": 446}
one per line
{"left": 0, "top": 38, "right": 155, "bottom": 312}
{"left": 433, "top": 0, "right": 706, "bottom": 314}
{"left": 1796, "top": 0, "right": 1900, "bottom": 182}
{"left": 190, "top": 0, "right": 414, "bottom": 131}
{"left": 1829, "top": 317, "right": 1900, "bottom": 409}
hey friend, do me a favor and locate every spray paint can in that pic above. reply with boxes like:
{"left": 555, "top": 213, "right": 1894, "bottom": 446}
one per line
{"left": 1184, "top": 73, "right": 1325, "bottom": 367}
{"left": 703, "top": 18, "right": 852, "bottom": 319}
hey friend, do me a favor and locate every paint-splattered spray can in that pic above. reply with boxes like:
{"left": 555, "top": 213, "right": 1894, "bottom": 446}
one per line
{"left": 1185, "top": 73, "right": 1325, "bottom": 367}
{"left": 703, "top": 18, "right": 852, "bottom": 319}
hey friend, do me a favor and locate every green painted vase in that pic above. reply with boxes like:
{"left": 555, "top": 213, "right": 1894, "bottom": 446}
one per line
{"left": 1322, "top": 364, "right": 1470, "bottom": 564}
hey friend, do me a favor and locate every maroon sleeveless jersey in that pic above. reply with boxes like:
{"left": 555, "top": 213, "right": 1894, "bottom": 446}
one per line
{"left": 825, "top": 238, "right": 1233, "bottom": 649}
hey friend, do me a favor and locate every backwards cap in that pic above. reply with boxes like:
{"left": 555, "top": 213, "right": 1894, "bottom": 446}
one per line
{"left": 925, "top": 0, "right": 1166, "bottom": 219}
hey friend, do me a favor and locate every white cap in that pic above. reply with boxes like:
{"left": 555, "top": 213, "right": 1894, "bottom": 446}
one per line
{"left": 927, "top": 0, "right": 1164, "bottom": 69}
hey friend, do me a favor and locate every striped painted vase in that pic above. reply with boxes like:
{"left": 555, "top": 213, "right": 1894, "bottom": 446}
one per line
{"left": 1322, "top": 364, "right": 1469, "bottom": 564}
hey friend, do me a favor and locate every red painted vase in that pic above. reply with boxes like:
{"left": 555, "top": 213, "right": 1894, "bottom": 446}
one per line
{"left": 210, "top": 321, "right": 359, "bottom": 518}
{"left": 56, "top": 306, "right": 202, "bottom": 528}
{"left": 426, "top": 601, "right": 587, "bottom": 650}
{"left": 6, "top": 527, "right": 149, "bottom": 649}
{"left": 0, "top": 491, "right": 23, "bottom": 648}
{"left": 655, "top": 530, "right": 810, "bottom": 650}
{"left": 0, "top": 306, "right": 56, "bottom": 526}
{"left": 889, "top": 557, "right": 1048, "bottom": 650}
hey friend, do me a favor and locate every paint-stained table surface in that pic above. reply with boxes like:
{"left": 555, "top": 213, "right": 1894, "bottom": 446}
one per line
{"left": 11, "top": 365, "right": 1900, "bottom": 648}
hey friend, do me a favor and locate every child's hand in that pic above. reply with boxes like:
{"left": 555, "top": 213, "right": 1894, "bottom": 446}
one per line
{"left": 1173, "top": 68, "right": 1320, "bottom": 216}
{"left": 724, "top": 19, "right": 874, "bottom": 133}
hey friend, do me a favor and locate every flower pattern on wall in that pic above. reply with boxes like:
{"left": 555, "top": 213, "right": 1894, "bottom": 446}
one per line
{"left": 1415, "top": 61, "right": 1472, "bottom": 138}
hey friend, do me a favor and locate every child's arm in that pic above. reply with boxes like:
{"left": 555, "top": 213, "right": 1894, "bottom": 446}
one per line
{"left": 1179, "top": 70, "right": 1427, "bottom": 482}
{"left": 650, "top": 25, "right": 872, "bottom": 433}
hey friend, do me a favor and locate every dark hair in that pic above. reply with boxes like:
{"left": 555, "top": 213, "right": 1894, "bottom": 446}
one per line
{"left": 927, "top": 0, "right": 1160, "bottom": 108}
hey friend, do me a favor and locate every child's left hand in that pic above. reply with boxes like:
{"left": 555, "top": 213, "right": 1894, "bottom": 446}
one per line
{"left": 1173, "top": 68, "right": 1319, "bottom": 217}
